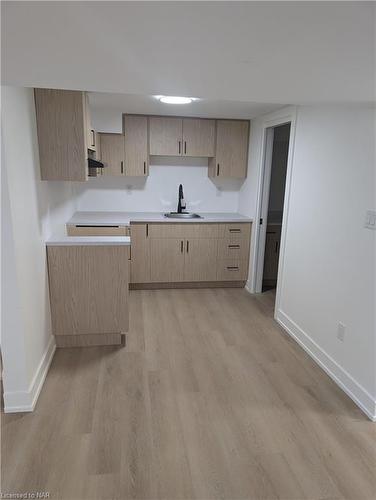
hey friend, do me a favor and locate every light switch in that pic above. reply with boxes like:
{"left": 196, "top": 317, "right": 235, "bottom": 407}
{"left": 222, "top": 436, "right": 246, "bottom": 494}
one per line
{"left": 365, "top": 210, "right": 376, "bottom": 230}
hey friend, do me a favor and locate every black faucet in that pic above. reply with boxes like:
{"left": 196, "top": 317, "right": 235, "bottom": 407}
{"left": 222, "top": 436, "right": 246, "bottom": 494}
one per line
{"left": 177, "top": 184, "right": 186, "bottom": 213}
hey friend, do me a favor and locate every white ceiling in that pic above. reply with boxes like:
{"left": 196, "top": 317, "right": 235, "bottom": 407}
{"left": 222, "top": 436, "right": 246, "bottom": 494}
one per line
{"left": 2, "top": 2, "right": 375, "bottom": 105}
{"left": 88, "top": 92, "right": 283, "bottom": 119}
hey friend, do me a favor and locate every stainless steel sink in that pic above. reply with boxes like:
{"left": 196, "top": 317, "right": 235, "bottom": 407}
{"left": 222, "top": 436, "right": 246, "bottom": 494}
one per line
{"left": 164, "top": 212, "right": 202, "bottom": 219}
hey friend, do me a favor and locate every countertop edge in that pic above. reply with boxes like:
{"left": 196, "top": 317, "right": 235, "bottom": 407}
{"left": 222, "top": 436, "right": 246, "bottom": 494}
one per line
{"left": 67, "top": 212, "right": 253, "bottom": 226}
{"left": 46, "top": 236, "right": 131, "bottom": 247}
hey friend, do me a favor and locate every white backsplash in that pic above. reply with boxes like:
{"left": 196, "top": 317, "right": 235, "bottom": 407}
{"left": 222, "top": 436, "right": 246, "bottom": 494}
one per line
{"left": 75, "top": 157, "right": 244, "bottom": 213}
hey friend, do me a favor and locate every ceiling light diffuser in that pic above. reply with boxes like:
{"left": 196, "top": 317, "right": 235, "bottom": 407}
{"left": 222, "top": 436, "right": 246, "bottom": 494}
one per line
{"left": 159, "top": 96, "right": 193, "bottom": 104}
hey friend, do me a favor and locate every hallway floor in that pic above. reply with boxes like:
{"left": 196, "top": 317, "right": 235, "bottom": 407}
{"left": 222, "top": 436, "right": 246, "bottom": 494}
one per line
{"left": 2, "top": 288, "right": 375, "bottom": 499}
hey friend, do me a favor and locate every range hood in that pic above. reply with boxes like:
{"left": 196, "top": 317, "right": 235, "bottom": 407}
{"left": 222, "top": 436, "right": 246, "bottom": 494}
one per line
{"left": 88, "top": 158, "right": 105, "bottom": 169}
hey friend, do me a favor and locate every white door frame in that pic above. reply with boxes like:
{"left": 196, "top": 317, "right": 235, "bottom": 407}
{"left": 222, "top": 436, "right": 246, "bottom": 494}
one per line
{"left": 249, "top": 106, "right": 297, "bottom": 316}
{"left": 254, "top": 126, "right": 275, "bottom": 293}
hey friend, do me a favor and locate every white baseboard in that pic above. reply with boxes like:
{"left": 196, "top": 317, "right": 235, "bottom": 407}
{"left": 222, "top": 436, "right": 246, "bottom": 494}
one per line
{"left": 276, "top": 309, "right": 376, "bottom": 422}
{"left": 245, "top": 280, "right": 254, "bottom": 294}
{"left": 4, "top": 336, "right": 56, "bottom": 413}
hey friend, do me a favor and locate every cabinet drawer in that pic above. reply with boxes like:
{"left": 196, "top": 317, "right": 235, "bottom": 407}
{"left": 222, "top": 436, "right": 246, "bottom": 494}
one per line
{"left": 217, "top": 259, "right": 248, "bottom": 281}
{"left": 148, "top": 223, "right": 219, "bottom": 239}
{"left": 217, "top": 238, "right": 249, "bottom": 260}
{"left": 218, "top": 223, "right": 251, "bottom": 239}
{"left": 67, "top": 225, "right": 130, "bottom": 236}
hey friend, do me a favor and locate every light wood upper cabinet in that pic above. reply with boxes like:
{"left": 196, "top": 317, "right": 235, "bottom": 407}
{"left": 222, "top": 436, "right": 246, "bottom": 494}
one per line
{"left": 94, "top": 132, "right": 101, "bottom": 160}
{"left": 149, "top": 116, "right": 215, "bottom": 158}
{"left": 184, "top": 238, "right": 218, "bottom": 281}
{"left": 182, "top": 118, "right": 215, "bottom": 157}
{"left": 85, "top": 93, "right": 96, "bottom": 152}
{"left": 130, "top": 224, "right": 151, "bottom": 283}
{"left": 35, "top": 88, "right": 88, "bottom": 181}
{"left": 149, "top": 116, "right": 183, "bottom": 156}
{"left": 99, "top": 133, "right": 125, "bottom": 176}
{"left": 124, "top": 115, "right": 149, "bottom": 176}
{"left": 209, "top": 120, "right": 249, "bottom": 179}
{"left": 150, "top": 238, "right": 185, "bottom": 282}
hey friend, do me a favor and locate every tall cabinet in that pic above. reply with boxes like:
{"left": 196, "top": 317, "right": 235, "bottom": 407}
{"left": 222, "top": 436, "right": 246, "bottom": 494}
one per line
{"left": 35, "top": 88, "right": 91, "bottom": 181}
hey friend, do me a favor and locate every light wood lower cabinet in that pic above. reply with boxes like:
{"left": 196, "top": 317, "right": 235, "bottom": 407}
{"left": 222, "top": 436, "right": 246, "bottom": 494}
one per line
{"left": 130, "top": 222, "right": 251, "bottom": 286}
{"left": 130, "top": 224, "right": 151, "bottom": 283}
{"left": 217, "top": 237, "right": 249, "bottom": 260}
{"left": 150, "top": 238, "right": 185, "bottom": 282}
{"left": 67, "top": 225, "right": 130, "bottom": 236}
{"left": 184, "top": 238, "right": 218, "bottom": 281}
{"left": 47, "top": 244, "right": 129, "bottom": 345}
{"left": 216, "top": 259, "right": 248, "bottom": 281}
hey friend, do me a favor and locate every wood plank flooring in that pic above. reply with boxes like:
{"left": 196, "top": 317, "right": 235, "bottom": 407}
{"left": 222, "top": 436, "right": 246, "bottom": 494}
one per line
{"left": 2, "top": 289, "right": 375, "bottom": 500}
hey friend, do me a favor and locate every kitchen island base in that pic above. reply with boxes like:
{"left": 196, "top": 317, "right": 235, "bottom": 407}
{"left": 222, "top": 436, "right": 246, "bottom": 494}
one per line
{"left": 55, "top": 333, "right": 125, "bottom": 348}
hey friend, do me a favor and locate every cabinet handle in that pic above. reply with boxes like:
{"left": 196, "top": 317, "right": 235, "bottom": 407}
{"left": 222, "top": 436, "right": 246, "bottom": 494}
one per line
{"left": 121, "top": 161, "right": 124, "bottom": 174}
{"left": 178, "top": 141, "right": 181, "bottom": 154}
{"left": 229, "top": 228, "right": 241, "bottom": 233}
{"left": 275, "top": 241, "right": 279, "bottom": 253}
{"left": 186, "top": 240, "right": 189, "bottom": 253}
{"left": 227, "top": 266, "right": 239, "bottom": 271}
{"left": 144, "top": 161, "right": 146, "bottom": 175}
{"left": 91, "top": 130, "right": 95, "bottom": 147}
{"left": 184, "top": 141, "right": 187, "bottom": 154}
{"left": 217, "top": 163, "right": 220, "bottom": 176}
{"left": 181, "top": 240, "right": 184, "bottom": 253}
{"left": 228, "top": 244, "right": 240, "bottom": 249}
{"left": 76, "top": 225, "right": 119, "bottom": 228}
{"left": 146, "top": 224, "right": 149, "bottom": 237}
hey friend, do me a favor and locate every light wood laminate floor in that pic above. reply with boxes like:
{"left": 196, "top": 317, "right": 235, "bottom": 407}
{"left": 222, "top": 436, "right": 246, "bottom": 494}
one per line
{"left": 2, "top": 289, "right": 375, "bottom": 500}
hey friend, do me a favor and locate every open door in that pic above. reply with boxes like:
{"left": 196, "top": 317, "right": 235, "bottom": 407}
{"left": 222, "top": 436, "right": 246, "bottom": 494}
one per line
{"left": 255, "top": 123, "right": 291, "bottom": 294}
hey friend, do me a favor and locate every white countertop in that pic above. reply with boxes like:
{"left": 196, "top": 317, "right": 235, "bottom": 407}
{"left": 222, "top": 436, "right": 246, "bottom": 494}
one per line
{"left": 67, "top": 211, "right": 253, "bottom": 226}
{"left": 46, "top": 233, "right": 131, "bottom": 246}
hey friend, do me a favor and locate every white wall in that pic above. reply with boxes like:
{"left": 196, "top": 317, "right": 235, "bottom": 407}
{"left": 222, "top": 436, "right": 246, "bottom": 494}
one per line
{"left": 1, "top": 86, "right": 79, "bottom": 411}
{"left": 76, "top": 108, "right": 243, "bottom": 213}
{"left": 240, "top": 105, "right": 376, "bottom": 419}
{"left": 75, "top": 159, "right": 242, "bottom": 213}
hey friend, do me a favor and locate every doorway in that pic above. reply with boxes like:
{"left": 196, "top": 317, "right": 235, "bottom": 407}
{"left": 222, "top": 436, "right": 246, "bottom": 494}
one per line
{"left": 255, "top": 122, "right": 291, "bottom": 296}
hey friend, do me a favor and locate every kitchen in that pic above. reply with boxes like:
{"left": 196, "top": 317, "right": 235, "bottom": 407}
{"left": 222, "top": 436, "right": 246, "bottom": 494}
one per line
{"left": 2, "top": 2, "right": 375, "bottom": 500}
{"left": 39, "top": 88, "right": 255, "bottom": 348}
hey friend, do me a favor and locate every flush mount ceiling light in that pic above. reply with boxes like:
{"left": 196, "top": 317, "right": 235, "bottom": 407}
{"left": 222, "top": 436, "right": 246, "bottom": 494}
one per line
{"left": 159, "top": 96, "right": 195, "bottom": 104}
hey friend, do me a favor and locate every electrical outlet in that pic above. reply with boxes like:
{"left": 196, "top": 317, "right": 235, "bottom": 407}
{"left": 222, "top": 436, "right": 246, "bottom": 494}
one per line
{"left": 364, "top": 210, "right": 376, "bottom": 230}
{"left": 337, "top": 322, "right": 346, "bottom": 342}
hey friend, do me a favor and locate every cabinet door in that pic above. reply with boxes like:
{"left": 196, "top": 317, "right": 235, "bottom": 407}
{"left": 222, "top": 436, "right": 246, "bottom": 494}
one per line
{"left": 210, "top": 120, "right": 249, "bottom": 178}
{"left": 184, "top": 238, "right": 218, "bottom": 282}
{"left": 47, "top": 245, "right": 129, "bottom": 335}
{"left": 130, "top": 224, "right": 151, "bottom": 283}
{"left": 34, "top": 88, "right": 87, "bottom": 181}
{"left": 124, "top": 115, "right": 149, "bottom": 176}
{"left": 150, "top": 238, "right": 185, "bottom": 282}
{"left": 85, "top": 93, "right": 96, "bottom": 152}
{"left": 182, "top": 118, "right": 215, "bottom": 157}
{"left": 100, "top": 133, "right": 125, "bottom": 176}
{"left": 149, "top": 117, "right": 183, "bottom": 156}
{"left": 263, "top": 228, "right": 280, "bottom": 281}
{"left": 94, "top": 132, "right": 101, "bottom": 160}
